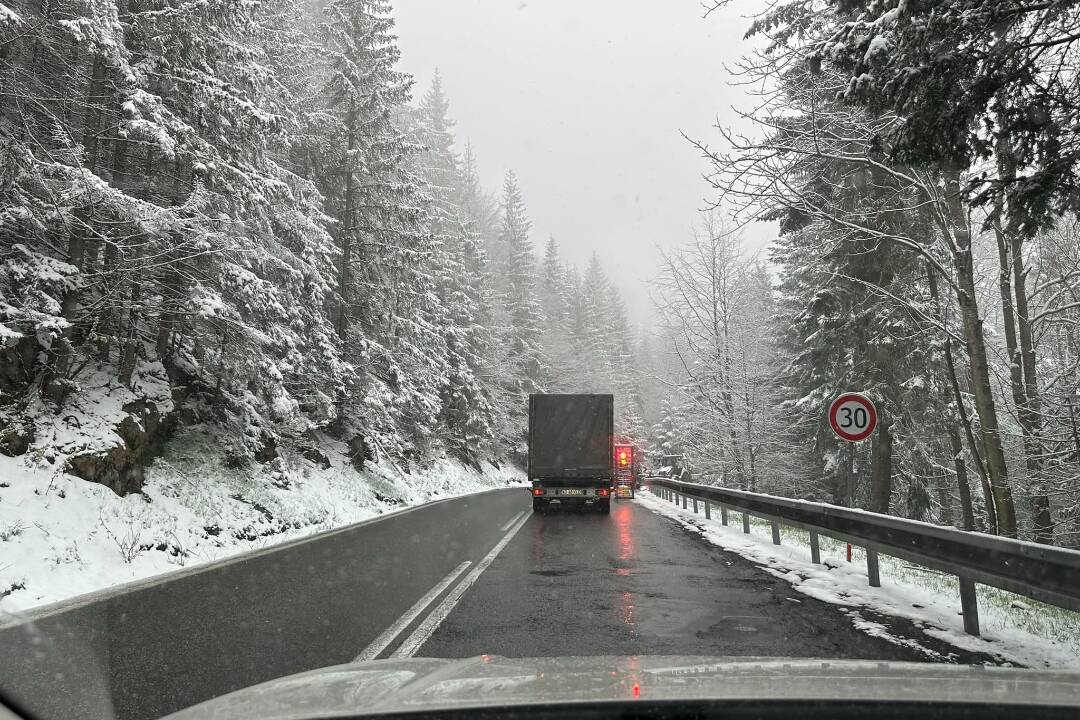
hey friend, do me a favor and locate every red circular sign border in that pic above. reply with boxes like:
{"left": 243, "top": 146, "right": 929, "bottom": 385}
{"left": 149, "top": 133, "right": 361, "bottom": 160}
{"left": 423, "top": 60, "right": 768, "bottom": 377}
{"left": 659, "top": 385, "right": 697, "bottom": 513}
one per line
{"left": 828, "top": 393, "right": 878, "bottom": 442}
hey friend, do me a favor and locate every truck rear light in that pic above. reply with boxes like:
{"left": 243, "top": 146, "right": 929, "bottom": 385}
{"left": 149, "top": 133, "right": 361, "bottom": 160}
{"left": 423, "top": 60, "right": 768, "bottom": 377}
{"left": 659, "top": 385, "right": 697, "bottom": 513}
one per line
{"left": 598, "top": 487, "right": 610, "bottom": 497}
{"left": 532, "top": 488, "right": 545, "bottom": 496}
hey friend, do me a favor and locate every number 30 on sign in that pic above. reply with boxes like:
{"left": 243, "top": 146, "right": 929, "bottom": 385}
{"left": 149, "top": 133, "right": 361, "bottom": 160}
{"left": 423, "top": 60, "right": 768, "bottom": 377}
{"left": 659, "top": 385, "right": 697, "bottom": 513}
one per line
{"left": 828, "top": 393, "right": 878, "bottom": 442}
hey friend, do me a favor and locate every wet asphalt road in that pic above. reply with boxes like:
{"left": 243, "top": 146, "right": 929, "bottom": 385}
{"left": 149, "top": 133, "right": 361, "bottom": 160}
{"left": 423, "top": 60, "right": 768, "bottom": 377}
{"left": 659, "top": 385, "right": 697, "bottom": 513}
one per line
{"left": 1, "top": 487, "right": 995, "bottom": 720}
{"left": 414, "top": 494, "right": 984, "bottom": 662}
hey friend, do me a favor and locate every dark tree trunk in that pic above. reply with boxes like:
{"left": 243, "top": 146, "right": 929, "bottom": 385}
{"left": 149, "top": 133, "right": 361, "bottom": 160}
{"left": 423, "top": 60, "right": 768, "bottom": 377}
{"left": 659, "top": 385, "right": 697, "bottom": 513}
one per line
{"left": 155, "top": 162, "right": 189, "bottom": 362}
{"left": 868, "top": 416, "right": 893, "bottom": 514}
{"left": 97, "top": 127, "right": 128, "bottom": 361}
{"left": 118, "top": 146, "right": 155, "bottom": 385}
{"left": 43, "top": 49, "right": 110, "bottom": 405}
{"left": 944, "top": 178, "right": 1017, "bottom": 537}
{"left": 336, "top": 105, "right": 358, "bottom": 338}
{"left": 1011, "top": 232, "right": 1054, "bottom": 543}
{"left": 925, "top": 261, "right": 984, "bottom": 532}
{"left": 948, "top": 425, "right": 976, "bottom": 531}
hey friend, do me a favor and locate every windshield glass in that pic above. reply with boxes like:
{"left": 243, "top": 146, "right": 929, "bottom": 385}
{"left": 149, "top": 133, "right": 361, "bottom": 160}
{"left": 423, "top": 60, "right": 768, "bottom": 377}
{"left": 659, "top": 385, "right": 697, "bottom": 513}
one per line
{"left": 2, "top": 0, "right": 1080, "bottom": 718}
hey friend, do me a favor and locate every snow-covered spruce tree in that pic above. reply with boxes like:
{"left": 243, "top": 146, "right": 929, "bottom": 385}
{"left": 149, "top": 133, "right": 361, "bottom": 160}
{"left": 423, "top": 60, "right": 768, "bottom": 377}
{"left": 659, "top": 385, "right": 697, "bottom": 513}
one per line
{"left": 539, "top": 237, "right": 567, "bottom": 331}
{"left": 538, "top": 236, "right": 580, "bottom": 392}
{"left": 0, "top": 0, "right": 147, "bottom": 406}
{"left": 113, "top": 0, "right": 349, "bottom": 449}
{"left": 486, "top": 171, "right": 545, "bottom": 457}
{"left": 314, "top": 0, "right": 448, "bottom": 462}
{"left": 497, "top": 172, "right": 546, "bottom": 386}
{"left": 410, "top": 71, "right": 497, "bottom": 464}
{"left": 458, "top": 142, "right": 501, "bottom": 269}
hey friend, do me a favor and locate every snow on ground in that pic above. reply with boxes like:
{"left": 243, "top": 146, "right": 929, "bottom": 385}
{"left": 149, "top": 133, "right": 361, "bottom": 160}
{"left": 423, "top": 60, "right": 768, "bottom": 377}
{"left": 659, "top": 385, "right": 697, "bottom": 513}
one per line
{"left": 639, "top": 488, "right": 1080, "bottom": 670}
{"left": 0, "top": 426, "right": 524, "bottom": 615}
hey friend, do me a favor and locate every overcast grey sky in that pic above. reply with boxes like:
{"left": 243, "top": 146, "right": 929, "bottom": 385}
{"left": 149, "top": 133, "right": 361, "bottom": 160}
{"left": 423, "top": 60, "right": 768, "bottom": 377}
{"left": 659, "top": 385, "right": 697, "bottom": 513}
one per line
{"left": 392, "top": 0, "right": 773, "bottom": 323}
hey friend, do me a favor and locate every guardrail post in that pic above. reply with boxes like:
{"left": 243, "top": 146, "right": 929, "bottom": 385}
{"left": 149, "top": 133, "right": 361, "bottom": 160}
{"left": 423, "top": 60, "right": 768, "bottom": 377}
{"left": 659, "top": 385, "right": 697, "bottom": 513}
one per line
{"left": 809, "top": 531, "right": 821, "bottom": 564}
{"left": 742, "top": 512, "right": 750, "bottom": 534}
{"left": 771, "top": 519, "right": 781, "bottom": 545}
{"left": 720, "top": 505, "right": 728, "bottom": 526}
{"left": 959, "top": 577, "right": 980, "bottom": 636}
{"left": 866, "top": 549, "right": 881, "bottom": 587}
{"left": 682, "top": 494, "right": 687, "bottom": 510}
{"left": 692, "top": 498, "right": 698, "bottom": 513}
{"left": 704, "top": 501, "right": 711, "bottom": 520}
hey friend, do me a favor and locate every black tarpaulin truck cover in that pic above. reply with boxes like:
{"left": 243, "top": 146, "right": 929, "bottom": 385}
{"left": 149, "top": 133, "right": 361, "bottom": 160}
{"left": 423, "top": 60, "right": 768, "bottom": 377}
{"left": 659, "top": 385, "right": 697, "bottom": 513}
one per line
{"left": 528, "top": 393, "right": 614, "bottom": 480}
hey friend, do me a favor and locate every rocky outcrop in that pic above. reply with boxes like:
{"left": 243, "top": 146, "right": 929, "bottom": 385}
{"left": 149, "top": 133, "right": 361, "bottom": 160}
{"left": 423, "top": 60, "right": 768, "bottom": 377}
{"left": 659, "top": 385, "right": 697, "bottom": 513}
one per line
{"left": 66, "top": 399, "right": 173, "bottom": 496}
{"left": 67, "top": 444, "right": 145, "bottom": 496}
{"left": 348, "top": 434, "right": 373, "bottom": 473}
{"left": 0, "top": 337, "right": 37, "bottom": 405}
{"left": 0, "top": 417, "right": 32, "bottom": 456}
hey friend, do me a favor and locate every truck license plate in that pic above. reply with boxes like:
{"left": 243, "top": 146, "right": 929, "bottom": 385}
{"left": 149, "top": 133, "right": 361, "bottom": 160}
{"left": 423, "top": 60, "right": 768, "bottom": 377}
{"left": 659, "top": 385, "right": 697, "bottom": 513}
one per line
{"left": 560, "top": 489, "right": 583, "bottom": 496}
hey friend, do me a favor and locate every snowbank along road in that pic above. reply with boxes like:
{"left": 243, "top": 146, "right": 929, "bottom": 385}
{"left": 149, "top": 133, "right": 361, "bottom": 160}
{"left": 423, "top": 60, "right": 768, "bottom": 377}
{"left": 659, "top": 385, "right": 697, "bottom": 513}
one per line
{"left": 1, "top": 488, "right": 1002, "bottom": 720}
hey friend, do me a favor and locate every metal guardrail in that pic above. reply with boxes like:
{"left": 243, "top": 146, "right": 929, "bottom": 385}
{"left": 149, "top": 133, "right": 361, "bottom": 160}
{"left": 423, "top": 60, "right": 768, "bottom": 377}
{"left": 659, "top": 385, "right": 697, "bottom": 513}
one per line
{"left": 646, "top": 477, "right": 1080, "bottom": 636}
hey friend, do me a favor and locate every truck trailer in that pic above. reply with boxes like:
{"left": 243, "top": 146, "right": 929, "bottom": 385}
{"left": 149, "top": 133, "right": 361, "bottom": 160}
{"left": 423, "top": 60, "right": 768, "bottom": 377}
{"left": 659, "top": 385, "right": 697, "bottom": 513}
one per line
{"left": 528, "top": 393, "right": 614, "bottom": 514}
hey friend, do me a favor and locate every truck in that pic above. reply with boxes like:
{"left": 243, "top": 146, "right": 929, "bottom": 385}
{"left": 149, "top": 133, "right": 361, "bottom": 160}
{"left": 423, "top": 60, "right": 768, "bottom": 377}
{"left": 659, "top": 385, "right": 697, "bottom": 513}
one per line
{"left": 528, "top": 393, "right": 614, "bottom": 514}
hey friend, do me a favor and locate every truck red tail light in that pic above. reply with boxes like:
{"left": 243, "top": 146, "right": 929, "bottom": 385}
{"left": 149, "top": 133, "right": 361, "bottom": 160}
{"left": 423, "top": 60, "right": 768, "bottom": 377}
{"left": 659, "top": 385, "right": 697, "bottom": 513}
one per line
{"left": 598, "top": 487, "right": 610, "bottom": 497}
{"left": 532, "top": 488, "right": 545, "bottom": 496}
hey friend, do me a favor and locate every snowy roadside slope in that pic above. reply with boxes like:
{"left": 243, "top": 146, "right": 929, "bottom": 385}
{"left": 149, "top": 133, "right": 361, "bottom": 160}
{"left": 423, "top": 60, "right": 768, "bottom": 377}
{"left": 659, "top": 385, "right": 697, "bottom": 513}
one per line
{"left": 0, "top": 426, "right": 524, "bottom": 614}
{"left": 639, "top": 489, "right": 1080, "bottom": 670}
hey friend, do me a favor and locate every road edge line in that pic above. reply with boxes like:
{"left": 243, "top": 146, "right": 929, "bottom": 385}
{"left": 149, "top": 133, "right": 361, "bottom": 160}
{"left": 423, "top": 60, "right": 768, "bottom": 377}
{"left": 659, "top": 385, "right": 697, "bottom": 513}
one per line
{"left": 391, "top": 511, "right": 531, "bottom": 658}
{"left": 354, "top": 560, "right": 473, "bottom": 662}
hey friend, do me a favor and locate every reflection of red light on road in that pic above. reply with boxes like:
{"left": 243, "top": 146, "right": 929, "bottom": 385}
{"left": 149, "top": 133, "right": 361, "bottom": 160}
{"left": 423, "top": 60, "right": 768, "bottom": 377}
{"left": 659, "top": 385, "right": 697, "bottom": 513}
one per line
{"left": 620, "top": 591, "right": 635, "bottom": 626}
{"left": 615, "top": 504, "right": 634, "bottom": 561}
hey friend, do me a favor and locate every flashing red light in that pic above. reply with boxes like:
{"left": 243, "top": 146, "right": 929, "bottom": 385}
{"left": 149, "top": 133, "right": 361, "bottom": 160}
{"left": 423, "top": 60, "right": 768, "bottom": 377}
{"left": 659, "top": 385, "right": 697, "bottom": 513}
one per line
{"left": 632, "top": 682, "right": 641, "bottom": 699}
{"left": 532, "top": 488, "right": 545, "bottom": 496}
{"left": 615, "top": 445, "right": 632, "bottom": 467}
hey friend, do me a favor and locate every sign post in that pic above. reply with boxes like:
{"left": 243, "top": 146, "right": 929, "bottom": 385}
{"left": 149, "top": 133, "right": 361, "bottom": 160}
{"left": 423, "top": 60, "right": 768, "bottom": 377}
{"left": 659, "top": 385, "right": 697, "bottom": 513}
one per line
{"left": 829, "top": 393, "right": 877, "bottom": 562}
{"left": 828, "top": 392, "right": 878, "bottom": 443}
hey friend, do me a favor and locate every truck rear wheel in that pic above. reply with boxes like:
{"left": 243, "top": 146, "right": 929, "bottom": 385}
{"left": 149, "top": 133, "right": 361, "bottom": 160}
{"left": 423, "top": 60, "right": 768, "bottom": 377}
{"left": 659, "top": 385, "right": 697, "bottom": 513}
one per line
{"left": 533, "top": 498, "right": 547, "bottom": 513}
{"left": 598, "top": 500, "right": 611, "bottom": 514}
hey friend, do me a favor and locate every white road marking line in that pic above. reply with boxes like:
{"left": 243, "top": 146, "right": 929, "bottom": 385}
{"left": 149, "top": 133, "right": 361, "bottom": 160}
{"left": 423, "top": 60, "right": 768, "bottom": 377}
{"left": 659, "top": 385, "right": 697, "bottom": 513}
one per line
{"left": 391, "top": 511, "right": 531, "bottom": 658}
{"left": 354, "top": 560, "right": 472, "bottom": 662}
{"left": 499, "top": 510, "right": 525, "bottom": 532}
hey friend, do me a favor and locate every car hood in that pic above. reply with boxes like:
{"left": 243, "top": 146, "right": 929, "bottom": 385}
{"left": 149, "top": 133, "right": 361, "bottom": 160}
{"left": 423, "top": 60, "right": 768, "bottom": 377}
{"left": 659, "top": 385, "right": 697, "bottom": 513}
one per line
{"left": 163, "top": 656, "right": 1080, "bottom": 719}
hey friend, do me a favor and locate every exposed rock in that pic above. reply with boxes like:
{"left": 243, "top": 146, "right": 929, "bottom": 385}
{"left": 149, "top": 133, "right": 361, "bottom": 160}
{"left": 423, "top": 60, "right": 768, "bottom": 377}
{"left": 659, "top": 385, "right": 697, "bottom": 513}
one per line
{"left": 66, "top": 399, "right": 174, "bottom": 496}
{"left": 347, "top": 434, "right": 373, "bottom": 473}
{"left": 116, "top": 399, "right": 164, "bottom": 456}
{"left": 0, "top": 337, "right": 37, "bottom": 404}
{"left": 303, "top": 446, "right": 331, "bottom": 469}
{"left": 253, "top": 431, "right": 278, "bottom": 463}
{"left": 68, "top": 445, "right": 145, "bottom": 496}
{"left": 0, "top": 418, "right": 32, "bottom": 456}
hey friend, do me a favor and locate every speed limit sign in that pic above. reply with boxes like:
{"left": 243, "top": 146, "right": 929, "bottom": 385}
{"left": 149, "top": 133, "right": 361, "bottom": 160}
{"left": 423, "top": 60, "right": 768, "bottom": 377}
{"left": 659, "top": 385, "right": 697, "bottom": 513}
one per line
{"left": 828, "top": 393, "right": 877, "bottom": 442}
